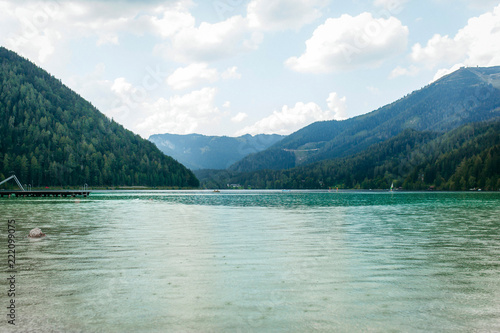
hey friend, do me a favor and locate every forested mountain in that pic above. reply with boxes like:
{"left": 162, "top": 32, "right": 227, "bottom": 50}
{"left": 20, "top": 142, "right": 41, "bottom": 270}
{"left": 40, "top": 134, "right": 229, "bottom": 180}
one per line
{"left": 0, "top": 47, "right": 199, "bottom": 188}
{"left": 230, "top": 66, "right": 500, "bottom": 172}
{"left": 199, "top": 121, "right": 500, "bottom": 190}
{"left": 149, "top": 133, "right": 283, "bottom": 170}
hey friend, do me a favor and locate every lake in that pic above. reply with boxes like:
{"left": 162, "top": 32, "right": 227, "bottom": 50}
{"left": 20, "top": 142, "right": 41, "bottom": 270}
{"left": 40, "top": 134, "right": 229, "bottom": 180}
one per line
{"left": 1, "top": 190, "right": 499, "bottom": 332}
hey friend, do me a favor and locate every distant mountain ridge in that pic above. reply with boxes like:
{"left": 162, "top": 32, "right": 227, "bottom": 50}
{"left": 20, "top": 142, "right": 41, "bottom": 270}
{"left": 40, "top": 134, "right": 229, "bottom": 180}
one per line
{"left": 229, "top": 66, "right": 500, "bottom": 172}
{"left": 0, "top": 47, "right": 198, "bottom": 188}
{"left": 149, "top": 133, "right": 284, "bottom": 170}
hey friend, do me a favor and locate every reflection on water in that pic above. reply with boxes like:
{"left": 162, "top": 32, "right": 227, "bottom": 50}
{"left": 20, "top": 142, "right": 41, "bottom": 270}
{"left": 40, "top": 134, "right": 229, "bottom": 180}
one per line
{"left": 1, "top": 191, "right": 499, "bottom": 332}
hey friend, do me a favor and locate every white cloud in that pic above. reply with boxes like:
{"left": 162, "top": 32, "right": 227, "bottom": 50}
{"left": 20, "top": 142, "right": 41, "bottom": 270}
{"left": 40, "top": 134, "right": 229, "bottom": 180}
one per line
{"left": 2, "top": 0, "right": 66, "bottom": 64}
{"left": 167, "top": 63, "right": 218, "bottom": 90}
{"left": 69, "top": 71, "right": 222, "bottom": 137}
{"left": 106, "top": 77, "right": 151, "bottom": 129}
{"left": 430, "top": 63, "right": 465, "bottom": 83}
{"left": 96, "top": 34, "right": 119, "bottom": 46}
{"left": 373, "top": 0, "right": 407, "bottom": 13}
{"left": 65, "top": 62, "right": 117, "bottom": 115}
{"left": 136, "top": 87, "right": 222, "bottom": 137}
{"left": 1, "top": 0, "right": 258, "bottom": 65}
{"left": 247, "top": 0, "right": 325, "bottom": 31}
{"left": 389, "top": 64, "right": 419, "bottom": 78}
{"left": 326, "top": 92, "right": 347, "bottom": 120}
{"left": 0, "top": 2, "right": 130, "bottom": 63}
{"left": 0, "top": 0, "right": 199, "bottom": 64}
{"left": 166, "top": 64, "right": 241, "bottom": 90}
{"left": 111, "top": 77, "right": 134, "bottom": 95}
{"left": 410, "top": 4, "right": 500, "bottom": 69}
{"left": 236, "top": 91, "right": 347, "bottom": 135}
{"left": 221, "top": 66, "right": 242, "bottom": 80}
{"left": 231, "top": 112, "right": 248, "bottom": 123}
{"left": 235, "top": 102, "right": 326, "bottom": 135}
{"left": 150, "top": 4, "right": 195, "bottom": 38}
{"left": 462, "top": 0, "right": 499, "bottom": 10}
{"left": 66, "top": 74, "right": 148, "bottom": 132}
{"left": 285, "top": 12, "right": 408, "bottom": 73}
{"left": 157, "top": 15, "right": 262, "bottom": 63}
{"left": 410, "top": 34, "right": 466, "bottom": 67}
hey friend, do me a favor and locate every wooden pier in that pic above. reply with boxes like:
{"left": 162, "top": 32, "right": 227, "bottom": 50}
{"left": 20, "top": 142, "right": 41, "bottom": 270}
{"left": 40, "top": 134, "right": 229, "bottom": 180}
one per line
{"left": 0, "top": 190, "right": 90, "bottom": 198}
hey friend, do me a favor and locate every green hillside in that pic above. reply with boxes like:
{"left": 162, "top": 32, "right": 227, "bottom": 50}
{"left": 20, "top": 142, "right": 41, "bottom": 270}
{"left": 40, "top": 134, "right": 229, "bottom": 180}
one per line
{"left": 0, "top": 47, "right": 199, "bottom": 188}
{"left": 230, "top": 66, "right": 500, "bottom": 172}
{"left": 200, "top": 121, "right": 500, "bottom": 191}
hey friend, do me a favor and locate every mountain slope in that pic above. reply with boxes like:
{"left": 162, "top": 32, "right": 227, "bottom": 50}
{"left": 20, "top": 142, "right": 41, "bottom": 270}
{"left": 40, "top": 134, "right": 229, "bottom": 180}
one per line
{"left": 0, "top": 47, "right": 199, "bottom": 188}
{"left": 230, "top": 66, "right": 500, "bottom": 172}
{"left": 208, "top": 120, "right": 500, "bottom": 190}
{"left": 149, "top": 133, "right": 284, "bottom": 170}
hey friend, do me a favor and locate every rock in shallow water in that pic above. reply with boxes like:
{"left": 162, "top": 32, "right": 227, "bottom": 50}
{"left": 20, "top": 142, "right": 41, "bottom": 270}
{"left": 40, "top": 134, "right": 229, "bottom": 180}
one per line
{"left": 28, "top": 228, "right": 46, "bottom": 238}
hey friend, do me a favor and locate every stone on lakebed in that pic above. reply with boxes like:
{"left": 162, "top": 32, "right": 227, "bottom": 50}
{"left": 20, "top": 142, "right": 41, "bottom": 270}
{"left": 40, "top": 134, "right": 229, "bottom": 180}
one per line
{"left": 28, "top": 228, "right": 46, "bottom": 238}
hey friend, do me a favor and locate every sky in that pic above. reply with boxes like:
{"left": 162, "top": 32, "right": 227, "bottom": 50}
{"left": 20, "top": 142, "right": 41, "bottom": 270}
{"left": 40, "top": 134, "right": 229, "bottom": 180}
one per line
{"left": 1, "top": 0, "right": 500, "bottom": 138}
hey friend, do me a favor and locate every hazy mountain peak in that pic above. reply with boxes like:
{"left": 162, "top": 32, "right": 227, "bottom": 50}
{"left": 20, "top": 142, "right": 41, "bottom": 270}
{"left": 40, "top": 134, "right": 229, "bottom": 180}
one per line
{"left": 149, "top": 133, "right": 284, "bottom": 170}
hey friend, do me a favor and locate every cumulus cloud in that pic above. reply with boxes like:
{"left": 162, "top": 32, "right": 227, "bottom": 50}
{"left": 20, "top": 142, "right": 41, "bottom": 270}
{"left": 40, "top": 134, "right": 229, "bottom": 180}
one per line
{"left": 231, "top": 112, "right": 248, "bottom": 123}
{"left": 136, "top": 87, "right": 222, "bottom": 136}
{"left": 166, "top": 64, "right": 241, "bottom": 90}
{"left": 167, "top": 63, "right": 218, "bottom": 90}
{"left": 68, "top": 74, "right": 152, "bottom": 132}
{"left": 235, "top": 92, "right": 346, "bottom": 135}
{"left": 389, "top": 64, "right": 419, "bottom": 78}
{"left": 235, "top": 102, "right": 328, "bottom": 135}
{"left": 2, "top": 0, "right": 257, "bottom": 67}
{"left": 221, "top": 66, "right": 241, "bottom": 80}
{"left": 410, "top": 34, "right": 467, "bottom": 67}
{"left": 66, "top": 62, "right": 117, "bottom": 113}
{"left": 107, "top": 77, "right": 149, "bottom": 129}
{"left": 150, "top": 3, "right": 195, "bottom": 38}
{"left": 285, "top": 12, "right": 408, "bottom": 73}
{"left": 247, "top": 0, "right": 326, "bottom": 31}
{"left": 0, "top": 0, "right": 191, "bottom": 64}
{"left": 373, "top": 0, "right": 407, "bottom": 13}
{"left": 156, "top": 15, "right": 262, "bottom": 63}
{"left": 430, "top": 63, "right": 465, "bottom": 83}
{"left": 68, "top": 70, "right": 224, "bottom": 137}
{"left": 326, "top": 92, "right": 347, "bottom": 120}
{"left": 410, "top": 4, "right": 500, "bottom": 71}
{"left": 462, "top": 0, "right": 499, "bottom": 10}
{"left": 2, "top": 0, "right": 65, "bottom": 63}
{"left": 1, "top": 0, "right": 261, "bottom": 66}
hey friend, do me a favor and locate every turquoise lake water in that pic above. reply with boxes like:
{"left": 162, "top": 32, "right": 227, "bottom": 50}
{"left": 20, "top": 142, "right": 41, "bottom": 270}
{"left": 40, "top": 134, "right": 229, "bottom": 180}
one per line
{"left": 1, "top": 190, "right": 499, "bottom": 332}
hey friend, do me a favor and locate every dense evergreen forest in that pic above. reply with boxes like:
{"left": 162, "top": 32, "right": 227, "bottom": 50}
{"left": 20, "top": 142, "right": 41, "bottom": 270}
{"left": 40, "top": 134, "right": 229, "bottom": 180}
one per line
{"left": 198, "top": 121, "right": 500, "bottom": 191}
{"left": 0, "top": 47, "right": 199, "bottom": 188}
{"left": 230, "top": 66, "right": 500, "bottom": 172}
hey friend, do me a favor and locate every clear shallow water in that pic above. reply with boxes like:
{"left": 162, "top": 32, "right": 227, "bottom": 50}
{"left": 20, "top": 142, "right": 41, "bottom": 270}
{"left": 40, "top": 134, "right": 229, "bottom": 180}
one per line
{"left": 1, "top": 191, "right": 499, "bottom": 332}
